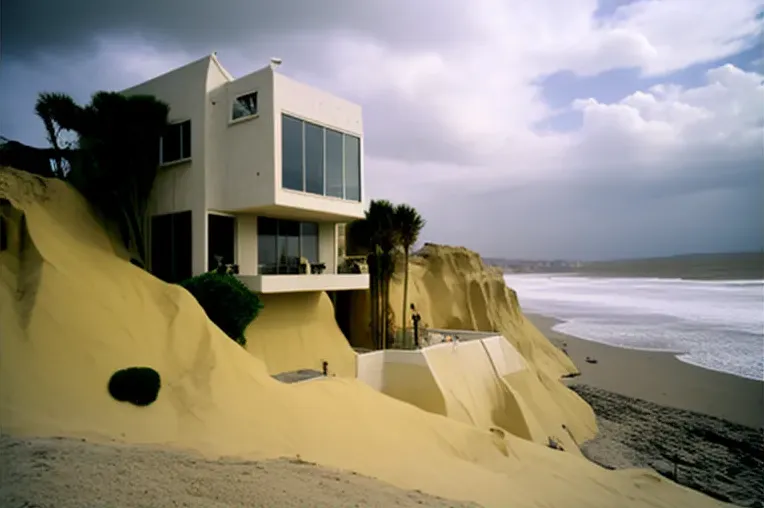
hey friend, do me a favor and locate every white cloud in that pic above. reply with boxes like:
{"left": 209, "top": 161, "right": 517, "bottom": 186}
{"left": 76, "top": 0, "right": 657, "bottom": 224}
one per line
{"left": 3, "top": 0, "right": 762, "bottom": 257}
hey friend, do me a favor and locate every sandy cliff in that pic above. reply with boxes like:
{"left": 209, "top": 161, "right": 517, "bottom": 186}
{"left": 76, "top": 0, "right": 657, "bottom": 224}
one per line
{"left": 0, "top": 168, "right": 728, "bottom": 507}
{"left": 346, "top": 244, "right": 597, "bottom": 451}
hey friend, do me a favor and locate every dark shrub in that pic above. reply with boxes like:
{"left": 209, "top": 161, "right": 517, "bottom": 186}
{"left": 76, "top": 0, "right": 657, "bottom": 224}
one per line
{"left": 108, "top": 367, "right": 161, "bottom": 406}
{"left": 179, "top": 272, "right": 263, "bottom": 346}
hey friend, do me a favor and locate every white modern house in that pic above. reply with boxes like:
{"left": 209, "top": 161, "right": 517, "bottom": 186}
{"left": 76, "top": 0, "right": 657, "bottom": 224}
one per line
{"left": 123, "top": 53, "right": 368, "bottom": 293}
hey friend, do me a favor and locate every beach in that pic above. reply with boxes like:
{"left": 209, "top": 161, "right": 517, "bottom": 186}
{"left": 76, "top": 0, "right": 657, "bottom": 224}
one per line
{"left": 0, "top": 435, "right": 479, "bottom": 508}
{"left": 528, "top": 314, "right": 764, "bottom": 428}
{"left": 528, "top": 314, "right": 764, "bottom": 506}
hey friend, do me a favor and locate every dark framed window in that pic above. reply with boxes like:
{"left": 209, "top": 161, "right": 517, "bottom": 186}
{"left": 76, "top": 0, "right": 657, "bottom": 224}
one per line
{"left": 208, "top": 214, "right": 236, "bottom": 271}
{"left": 325, "top": 129, "right": 344, "bottom": 198}
{"left": 160, "top": 120, "right": 191, "bottom": 164}
{"left": 280, "top": 113, "right": 362, "bottom": 202}
{"left": 344, "top": 135, "right": 361, "bottom": 202}
{"left": 232, "top": 92, "right": 258, "bottom": 121}
{"left": 282, "top": 115, "right": 304, "bottom": 191}
{"left": 257, "top": 217, "right": 320, "bottom": 275}
{"left": 150, "top": 211, "right": 192, "bottom": 283}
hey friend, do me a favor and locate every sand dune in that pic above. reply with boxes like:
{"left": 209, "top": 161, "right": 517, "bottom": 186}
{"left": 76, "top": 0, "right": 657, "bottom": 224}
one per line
{"left": 0, "top": 167, "right": 730, "bottom": 507}
{"left": 244, "top": 291, "right": 357, "bottom": 378}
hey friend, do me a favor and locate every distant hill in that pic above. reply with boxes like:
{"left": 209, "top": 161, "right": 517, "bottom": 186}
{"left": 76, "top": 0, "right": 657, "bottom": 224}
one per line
{"left": 485, "top": 252, "right": 764, "bottom": 280}
{"left": 577, "top": 252, "right": 764, "bottom": 280}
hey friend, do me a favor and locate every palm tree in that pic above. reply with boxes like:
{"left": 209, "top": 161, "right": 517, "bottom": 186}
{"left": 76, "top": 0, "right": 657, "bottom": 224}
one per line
{"left": 33, "top": 91, "right": 170, "bottom": 266}
{"left": 348, "top": 199, "right": 399, "bottom": 349}
{"left": 394, "top": 204, "right": 425, "bottom": 347}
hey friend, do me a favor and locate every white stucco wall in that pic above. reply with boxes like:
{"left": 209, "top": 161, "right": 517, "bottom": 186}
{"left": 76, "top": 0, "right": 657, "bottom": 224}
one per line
{"left": 318, "top": 222, "right": 337, "bottom": 274}
{"left": 208, "top": 67, "right": 277, "bottom": 212}
{"left": 236, "top": 214, "right": 258, "bottom": 276}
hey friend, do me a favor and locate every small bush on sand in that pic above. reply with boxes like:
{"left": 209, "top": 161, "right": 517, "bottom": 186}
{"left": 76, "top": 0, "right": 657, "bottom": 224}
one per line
{"left": 179, "top": 272, "right": 263, "bottom": 347}
{"left": 108, "top": 366, "right": 161, "bottom": 406}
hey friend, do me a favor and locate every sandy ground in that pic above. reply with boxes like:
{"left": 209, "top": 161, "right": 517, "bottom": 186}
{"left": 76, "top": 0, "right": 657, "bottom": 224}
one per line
{"left": 528, "top": 314, "right": 764, "bottom": 507}
{"left": 527, "top": 314, "right": 764, "bottom": 429}
{"left": 0, "top": 435, "right": 479, "bottom": 508}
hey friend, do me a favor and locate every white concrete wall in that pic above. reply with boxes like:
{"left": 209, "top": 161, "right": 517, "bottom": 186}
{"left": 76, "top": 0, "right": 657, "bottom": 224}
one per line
{"left": 356, "top": 350, "right": 430, "bottom": 391}
{"left": 273, "top": 72, "right": 365, "bottom": 220}
{"left": 236, "top": 214, "right": 258, "bottom": 276}
{"left": 208, "top": 66, "right": 277, "bottom": 212}
{"left": 356, "top": 337, "right": 527, "bottom": 391}
{"left": 318, "top": 222, "right": 336, "bottom": 274}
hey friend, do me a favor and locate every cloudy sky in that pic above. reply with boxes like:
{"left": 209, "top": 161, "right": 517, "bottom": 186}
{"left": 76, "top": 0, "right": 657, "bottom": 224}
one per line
{"left": 2, "top": 0, "right": 763, "bottom": 260}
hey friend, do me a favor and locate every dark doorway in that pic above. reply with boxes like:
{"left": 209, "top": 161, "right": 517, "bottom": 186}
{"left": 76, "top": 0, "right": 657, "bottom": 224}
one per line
{"left": 208, "top": 213, "right": 236, "bottom": 271}
{"left": 150, "top": 211, "right": 192, "bottom": 283}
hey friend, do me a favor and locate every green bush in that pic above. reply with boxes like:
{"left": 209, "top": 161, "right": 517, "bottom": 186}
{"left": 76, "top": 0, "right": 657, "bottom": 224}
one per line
{"left": 108, "top": 366, "right": 161, "bottom": 406}
{"left": 180, "top": 272, "right": 263, "bottom": 346}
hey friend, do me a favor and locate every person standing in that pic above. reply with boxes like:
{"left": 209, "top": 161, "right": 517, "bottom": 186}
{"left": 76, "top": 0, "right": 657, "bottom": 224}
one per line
{"left": 410, "top": 303, "right": 422, "bottom": 349}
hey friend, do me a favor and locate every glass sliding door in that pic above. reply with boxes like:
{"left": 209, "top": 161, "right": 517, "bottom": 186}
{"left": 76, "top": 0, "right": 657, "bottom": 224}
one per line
{"left": 257, "top": 216, "right": 322, "bottom": 275}
{"left": 257, "top": 217, "right": 278, "bottom": 274}
{"left": 277, "top": 220, "right": 300, "bottom": 274}
{"left": 300, "top": 222, "right": 319, "bottom": 264}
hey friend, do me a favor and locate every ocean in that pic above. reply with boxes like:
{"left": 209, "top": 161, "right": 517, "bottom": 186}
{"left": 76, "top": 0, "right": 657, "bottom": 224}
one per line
{"left": 504, "top": 274, "right": 764, "bottom": 381}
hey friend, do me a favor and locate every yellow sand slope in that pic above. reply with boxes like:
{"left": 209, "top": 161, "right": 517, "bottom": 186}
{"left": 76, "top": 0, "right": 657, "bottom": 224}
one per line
{"left": 379, "top": 245, "right": 597, "bottom": 451}
{"left": 244, "top": 292, "right": 356, "bottom": 378}
{"left": 0, "top": 168, "right": 727, "bottom": 508}
{"left": 422, "top": 340, "right": 548, "bottom": 446}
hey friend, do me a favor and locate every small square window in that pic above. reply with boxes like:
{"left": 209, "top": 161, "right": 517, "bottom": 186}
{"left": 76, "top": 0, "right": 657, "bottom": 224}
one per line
{"left": 232, "top": 92, "right": 258, "bottom": 121}
{"left": 160, "top": 120, "right": 191, "bottom": 165}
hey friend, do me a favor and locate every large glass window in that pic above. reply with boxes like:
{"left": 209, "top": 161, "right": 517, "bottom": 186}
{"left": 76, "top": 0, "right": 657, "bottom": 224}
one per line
{"left": 257, "top": 217, "right": 278, "bottom": 275}
{"left": 344, "top": 135, "right": 361, "bottom": 202}
{"left": 325, "top": 129, "right": 344, "bottom": 198}
{"left": 281, "top": 114, "right": 362, "bottom": 201}
{"left": 301, "top": 222, "right": 319, "bottom": 263}
{"left": 282, "top": 115, "right": 304, "bottom": 191}
{"left": 160, "top": 120, "right": 191, "bottom": 164}
{"left": 304, "top": 123, "right": 324, "bottom": 195}
{"left": 257, "top": 217, "right": 321, "bottom": 275}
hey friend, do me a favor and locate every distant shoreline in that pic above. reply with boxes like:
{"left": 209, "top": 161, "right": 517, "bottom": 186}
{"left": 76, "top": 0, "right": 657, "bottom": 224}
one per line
{"left": 504, "top": 270, "right": 764, "bottom": 282}
{"left": 491, "top": 251, "right": 764, "bottom": 281}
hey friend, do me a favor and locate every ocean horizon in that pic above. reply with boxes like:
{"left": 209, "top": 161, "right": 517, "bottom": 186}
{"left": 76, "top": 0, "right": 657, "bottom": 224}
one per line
{"left": 504, "top": 273, "right": 764, "bottom": 382}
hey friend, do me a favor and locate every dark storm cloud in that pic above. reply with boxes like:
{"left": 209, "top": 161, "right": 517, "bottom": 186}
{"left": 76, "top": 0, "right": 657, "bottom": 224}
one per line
{"left": 3, "top": 0, "right": 471, "bottom": 60}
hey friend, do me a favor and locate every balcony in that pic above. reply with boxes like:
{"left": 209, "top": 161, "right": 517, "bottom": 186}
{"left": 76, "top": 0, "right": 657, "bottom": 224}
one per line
{"left": 236, "top": 257, "right": 369, "bottom": 294}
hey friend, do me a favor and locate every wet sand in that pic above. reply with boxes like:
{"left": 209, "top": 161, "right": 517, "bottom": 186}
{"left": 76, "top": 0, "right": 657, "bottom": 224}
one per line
{"left": 528, "top": 314, "right": 764, "bottom": 506}
{"left": 527, "top": 314, "right": 764, "bottom": 429}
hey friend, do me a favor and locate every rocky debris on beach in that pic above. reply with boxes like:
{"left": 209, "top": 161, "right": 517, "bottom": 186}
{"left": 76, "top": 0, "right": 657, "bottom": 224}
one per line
{"left": 570, "top": 384, "right": 764, "bottom": 507}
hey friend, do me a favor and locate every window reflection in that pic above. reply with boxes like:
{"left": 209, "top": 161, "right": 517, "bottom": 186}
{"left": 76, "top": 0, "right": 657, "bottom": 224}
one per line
{"left": 280, "top": 114, "right": 361, "bottom": 201}
{"left": 257, "top": 217, "right": 321, "bottom": 275}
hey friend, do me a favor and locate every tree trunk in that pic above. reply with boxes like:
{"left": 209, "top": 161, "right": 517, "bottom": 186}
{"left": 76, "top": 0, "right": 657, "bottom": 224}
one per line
{"left": 381, "top": 275, "right": 388, "bottom": 350}
{"left": 401, "top": 248, "right": 410, "bottom": 348}
{"left": 369, "top": 253, "right": 379, "bottom": 350}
